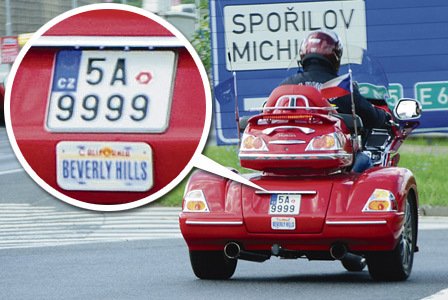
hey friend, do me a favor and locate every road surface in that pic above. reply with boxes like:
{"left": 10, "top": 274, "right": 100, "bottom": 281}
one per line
{"left": 1, "top": 128, "right": 448, "bottom": 299}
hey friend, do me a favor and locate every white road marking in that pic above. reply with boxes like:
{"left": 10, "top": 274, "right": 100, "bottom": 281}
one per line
{"left": 1, "top": 199, "right": 447, "bottom": 251}
{"left": 0, "top": 168, "right": 24, "bottom": 176}
{"left": 0, "top": 203, "right": 181, "bottom": 250}
{"left": 421, "top": 288, "right": 448, "bottom": 300}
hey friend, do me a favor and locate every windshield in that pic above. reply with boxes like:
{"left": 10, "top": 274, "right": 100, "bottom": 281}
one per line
{"left": 340, "top": 47, "right": 389, "bottom": 101}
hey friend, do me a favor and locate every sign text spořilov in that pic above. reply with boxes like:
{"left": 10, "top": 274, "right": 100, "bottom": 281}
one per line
{"left": 224, "top": 0, "right": 366, "bottom": 71}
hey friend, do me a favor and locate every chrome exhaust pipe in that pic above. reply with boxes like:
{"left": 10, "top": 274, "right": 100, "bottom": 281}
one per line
{"left": 224, "top": 242, "right": 241, "bottom": 259}
{"left": 330, "top": 243, "right": 348, "bottom": 260}
{"left": 330, "top": 243, "right": 367, "bottom": 271}
{"left": 224, "top": 242, "right": 270, "bottom": 262}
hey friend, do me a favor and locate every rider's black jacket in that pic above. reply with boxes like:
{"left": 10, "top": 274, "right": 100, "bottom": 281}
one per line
{"left": 281, "top": 58, "right": 388, "bottom": 129}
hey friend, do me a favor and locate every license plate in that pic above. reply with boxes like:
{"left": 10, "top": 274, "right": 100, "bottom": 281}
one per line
{"left": 46, "top": 50, "right": 177, "bottom": 132}
{"left": 56, "top": 141, "right": 153, "bottom": 192}
{"left": 271, "top": 217, "right": 296, "bottom": 230}
{"left": 269, "top": 194, "right": 300, "bottom": 215}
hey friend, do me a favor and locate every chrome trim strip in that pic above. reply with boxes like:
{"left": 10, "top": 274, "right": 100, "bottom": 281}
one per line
{"left": 239, "top": 153, "right": 352, "bottom": 160}
{"left": 33, "top": 36, "right": 184, "bottom": 48}
{"left": 262, "top": 126, "right": 315, "bottom": 135}
{"left": 268, "top": 140, "right": 306, "bottom": 145}
{"left": 326, "top": 220, "right": 387, "bottom": 225}
{"left": 255, "top": 190, "right": 317, "bottom": 195}
{"left": 185, "top": 220, "right": 243, "bottom": 225}
{"left": 362, "top": 210, "right": 400, "bottom": 214}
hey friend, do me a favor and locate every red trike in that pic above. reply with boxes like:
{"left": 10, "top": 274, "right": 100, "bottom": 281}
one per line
{"left": 180, "top": 50, "right": 422, "bottom": 281}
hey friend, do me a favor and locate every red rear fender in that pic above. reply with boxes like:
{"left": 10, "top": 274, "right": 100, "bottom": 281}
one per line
{"left": 184, "top": 170, "right": 242, "bottom": 214}
{"left": 328, "top": 167, "right": 417, "bottom": 217}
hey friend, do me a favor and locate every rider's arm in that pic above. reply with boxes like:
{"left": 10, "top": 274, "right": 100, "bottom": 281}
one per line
{"left": 333, "top": 88, "right": 389, "bottom": 129}
{"left": 353, "top": 88, "right": 389, "bottom": 129}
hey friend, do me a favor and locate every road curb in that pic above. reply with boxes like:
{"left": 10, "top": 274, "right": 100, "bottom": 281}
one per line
{"left": 420, "top": 205, "right": 448, "bottom": 217}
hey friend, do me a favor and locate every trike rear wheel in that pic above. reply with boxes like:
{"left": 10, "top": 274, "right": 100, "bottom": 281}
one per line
{"left": 189, "top": 250, "right": 237, "bottom": 280}
{"left": 366, "top": 194, "right": 417, "bottom": 281}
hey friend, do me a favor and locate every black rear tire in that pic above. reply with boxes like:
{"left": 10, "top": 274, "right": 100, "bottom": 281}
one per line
{"left": 366, "top": 193, "right": 417, "bottom": 281}
{"left": 189, "top": 251, "right": 237, "bottom": 280}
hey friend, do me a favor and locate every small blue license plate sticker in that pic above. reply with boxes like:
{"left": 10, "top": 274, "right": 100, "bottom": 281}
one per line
{"left": 271, "top": 217, "right": 296, "bottom": 230}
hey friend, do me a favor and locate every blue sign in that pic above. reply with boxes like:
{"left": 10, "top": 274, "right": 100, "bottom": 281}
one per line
{"left": 210, "top": 0, "right": 448, "bottom": 144}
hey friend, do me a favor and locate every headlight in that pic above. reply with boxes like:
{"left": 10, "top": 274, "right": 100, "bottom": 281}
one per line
{"left": 240, "top": 133, "right": 268, "bottom": 151}
{"left": 183, "top": 190, "right": 209, "bottom": 213}
{"left": 362, "top": 189, "right": 398, "bottom": 212}
{"left": 305, "top": 133, "right": 343, "bottom": 151}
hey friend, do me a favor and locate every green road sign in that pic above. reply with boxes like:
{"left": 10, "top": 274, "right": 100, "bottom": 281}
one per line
{"left": 387, "top": 84, "right": 403, "bottom": 109}
{"left": 358, "top": 82, "right": 403, "bottom": 110}
{"left": 415, "top": 81, "right": 448, "bottom": 111}
{"left": 358, "top": 83, "right": 389, "bottom": 100}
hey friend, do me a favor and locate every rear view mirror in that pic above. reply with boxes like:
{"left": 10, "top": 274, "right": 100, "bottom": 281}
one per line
{"left": 393, "top": 98, "right": 422, "bottom": 121}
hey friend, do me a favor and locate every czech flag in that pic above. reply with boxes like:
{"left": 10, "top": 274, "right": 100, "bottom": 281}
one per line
{"left": 320, "top": 73, "right": 352, "bottom": 99}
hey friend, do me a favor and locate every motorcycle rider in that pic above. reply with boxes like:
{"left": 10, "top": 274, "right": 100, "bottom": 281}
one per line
{"left": 281, "top": 29, "right": 389, "bottom": 130}
{"left": 281, "top": 30, "right": 390, "bottom": 172}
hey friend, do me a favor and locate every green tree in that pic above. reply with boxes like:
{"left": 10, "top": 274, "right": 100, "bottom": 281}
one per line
{"left": 190, "top": 1, "right": 211, "bottom": 74}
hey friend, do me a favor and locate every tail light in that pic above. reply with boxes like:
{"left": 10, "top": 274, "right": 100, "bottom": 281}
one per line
{"left": 305, "top": 133, "right": 343, "bottom": 151}
{"left": 240, "top": 133, "right": 268, "bottom": 151}
{"left": 362, "top": 189, "right": 398, "bottom": 212}
{"left": 183, "top": 190, "right": 209, "bottom": 213}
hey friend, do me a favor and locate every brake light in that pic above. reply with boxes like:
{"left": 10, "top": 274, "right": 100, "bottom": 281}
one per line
{"left": 362, "top": 189, "right": 398, "bottom": 212}
{"left": 262, "top": 114, "right": 313, "bottom": 120}
{"left": 240, "top": 134, "right": 268, "bottom": 151}
{"left": 183, "top": 190, "right": 209, "bottom": 213}
{"left": 306, "top": 133, "right": 342, "bottom": 151}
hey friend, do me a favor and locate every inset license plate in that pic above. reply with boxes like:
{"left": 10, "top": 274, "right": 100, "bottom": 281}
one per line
{"left": 271, "top": 217, "right": 296, "bottom": 230}
{"left": 47, "top": 50, "right": 177, "bottom": 132}
{"left": 56, "top": 141, "right": 153, "bottom": 192}
{"left": 269, "top": 194, "right": 300, "bottom": 215}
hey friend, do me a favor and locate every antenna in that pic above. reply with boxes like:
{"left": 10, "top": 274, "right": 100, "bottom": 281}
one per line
{"left": 287, "top": 52, "right": 301, "bottom": 72}
{"left": 233, "top": 71, "right": 241, "bottom": 140}
{"left": 340, "top": 1, "right": 360, "bottom": 150}
{"left": 348, "top": 68, "right": 359, "bottom": 148}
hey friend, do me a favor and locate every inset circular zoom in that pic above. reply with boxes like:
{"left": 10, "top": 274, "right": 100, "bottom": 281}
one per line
{"left": 5, "top": 4, "right": 211, "bottom": 210}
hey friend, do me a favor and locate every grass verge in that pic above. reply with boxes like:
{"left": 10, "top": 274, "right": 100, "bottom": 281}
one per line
{"left": 155, "top": 146, "right": 241, "bottom": 207}
{"left": 399, "top": 153, "right": 448, "bottom": 206}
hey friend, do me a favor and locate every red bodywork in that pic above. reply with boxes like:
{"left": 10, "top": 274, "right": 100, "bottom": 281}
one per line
{"left": 239, "top": 86, "right": 353, "bottom": 175}
{"left": 180, "top": 167, "right": 417, "bottom": 253}
{"left": 180, "top": 85, "right": 419, "bottom": 258}
{"left": 9, "top": 9, "right": 206, "bottom": 205}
